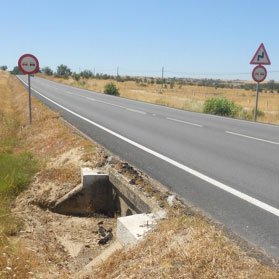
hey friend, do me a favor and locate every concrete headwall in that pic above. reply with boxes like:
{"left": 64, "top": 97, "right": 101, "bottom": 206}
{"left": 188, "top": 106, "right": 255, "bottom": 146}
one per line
{"left": 52, "top": 167, "right": 158, "bottom": 217}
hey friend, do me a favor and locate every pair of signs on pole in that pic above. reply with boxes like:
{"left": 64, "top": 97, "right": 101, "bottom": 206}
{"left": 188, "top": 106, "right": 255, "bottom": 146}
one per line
{"left": 250, "top": 43, "right": 271, "bottom": 83}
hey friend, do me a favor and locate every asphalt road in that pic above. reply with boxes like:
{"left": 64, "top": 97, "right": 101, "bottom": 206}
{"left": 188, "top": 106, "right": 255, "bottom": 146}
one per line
{"left": 18, "top": 76, "right": 279, "bottom": 259}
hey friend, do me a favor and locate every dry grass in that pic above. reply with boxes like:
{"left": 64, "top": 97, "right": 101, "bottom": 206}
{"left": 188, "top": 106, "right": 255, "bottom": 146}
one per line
{"left": 94, "top": 210, "right": 279, "bottom": 279}
{"left": 0, "top": 71, "right": 97, "bottom": 278}
{"left": 37, "top": 164, "right": 81, "bottom": 185}
{"left": 0, "top": 235, "right": 40, "bottom": 279}
{"left": 43, "top": 75, "right": 279, "bottom": 125}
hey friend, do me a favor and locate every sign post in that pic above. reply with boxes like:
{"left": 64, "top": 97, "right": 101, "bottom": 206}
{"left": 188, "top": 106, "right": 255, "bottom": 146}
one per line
{"left": 18, "top": 54, "right": 39, "bottom": 124}
{"left": 250, "top": 43, "right": 271, "bottom": 122}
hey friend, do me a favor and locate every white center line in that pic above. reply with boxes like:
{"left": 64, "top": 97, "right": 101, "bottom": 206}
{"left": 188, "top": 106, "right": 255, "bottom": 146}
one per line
{"left": 85, "top": 96, "right": 146, "bottom": 114}
{"left": 18, "top": 76, "right": 279, "bottom": 218}
{"left": 167, "top": 117, "right": 203, "bottom": 127}
{"left": 126, "top": 108, "right": 146, "bottom": 114}
{"left": 226, "top": 131, "right": 279, "bottom": 145}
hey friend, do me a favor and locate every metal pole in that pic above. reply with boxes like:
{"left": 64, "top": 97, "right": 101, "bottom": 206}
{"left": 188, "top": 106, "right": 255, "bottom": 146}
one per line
{"left": 161, "top": 66, "right": 164, "bottom": 93}
{"left": 254, "top": 82, "right": 259, "bottom": 122}
{"left": 28, "top": 74, "right": 32, "bottom": 124}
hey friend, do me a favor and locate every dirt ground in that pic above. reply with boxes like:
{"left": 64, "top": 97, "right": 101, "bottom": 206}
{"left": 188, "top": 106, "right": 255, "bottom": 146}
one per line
{"left": 13, "top": 147, "right": 117, "bottom": 278}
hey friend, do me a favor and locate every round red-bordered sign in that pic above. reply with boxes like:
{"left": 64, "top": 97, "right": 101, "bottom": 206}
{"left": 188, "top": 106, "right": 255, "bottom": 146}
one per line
{"left": 18, "top": 54, "right": 39, "bottom": 75}
{"left": 252, "top": 65, "right": 267, "bottom": 83}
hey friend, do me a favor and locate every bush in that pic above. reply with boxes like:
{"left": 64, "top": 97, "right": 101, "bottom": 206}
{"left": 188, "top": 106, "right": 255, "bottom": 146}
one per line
{"left": 42, "top": 66, "right": 53, "bottom": 76}
{"left": 80, "top": 70, "right": 93, "bottom": 79}
{"left": 203, "top": 98, "right": 240, "bottom": 117}
{"left": 72, "top": 72, "right": 81, "bottom": 81}
{"left": 56, "top": 64, "right": 71, "bottom": 78}
{"left": 10, "top": 66, "right": 21, "bottom": 75}
{"left": 0, "top": 65, "right": 7, "bottom": 71}
{"left": 104, "top": 82, "right": 119, "bottom": 96}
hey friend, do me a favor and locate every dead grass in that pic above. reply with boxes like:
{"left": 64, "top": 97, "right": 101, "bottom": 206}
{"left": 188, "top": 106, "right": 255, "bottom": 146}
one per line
{"left": 94, "top": 211, "right": 279, "bottom": 279}
{"left": 43, "top": 75, "right": 279, "bottom": 125}
{"left": 0, "top": 234, "right": 40, "bottom": 279}
{"left": 37, "top": 164, "right": 81, "bottom": 185}
{"left": 0, "top": 71, "right": 99, "bottom": 278}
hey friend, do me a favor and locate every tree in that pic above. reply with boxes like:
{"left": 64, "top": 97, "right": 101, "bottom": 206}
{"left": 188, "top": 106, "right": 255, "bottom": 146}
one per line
{"left": 42, "top": 66, "right": 53, "bottom": 76}
{"left": 104, "top": 82, "right": 119, "bottom": 96}
{"left": 72, "top": 72, "right": 81, "bottom": 81}
{"left": 80, "top": 70, "right": 93, "bottom": 79}
{"left": 10, "top": 66, "right": 20, "bottom": 75}
{"left": 0, "top": 65, "right": 7, "bottom": 71}
{"left": 56, "top": 64, "right": 72, "bottom": 78}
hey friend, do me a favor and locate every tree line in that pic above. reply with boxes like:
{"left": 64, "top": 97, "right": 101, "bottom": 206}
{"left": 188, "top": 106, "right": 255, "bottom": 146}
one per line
{"left": 6, "top": 64, "right": 279, "bottom": 93}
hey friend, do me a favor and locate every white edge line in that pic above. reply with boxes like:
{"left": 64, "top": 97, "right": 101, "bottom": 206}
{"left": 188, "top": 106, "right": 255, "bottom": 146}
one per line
{"left": 18, "top": 77, "right": 279, "bottom": 217}
{"left": 226, "top": 131, "right": 279, "bottom": 145}
{"left": 167, "top": 117, "right": 203, "bottom": 127}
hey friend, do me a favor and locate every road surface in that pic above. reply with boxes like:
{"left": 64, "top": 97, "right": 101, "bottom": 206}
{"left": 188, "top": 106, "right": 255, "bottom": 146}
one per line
{"left": 18, "top": 76, "right": 279, "bottom": 259}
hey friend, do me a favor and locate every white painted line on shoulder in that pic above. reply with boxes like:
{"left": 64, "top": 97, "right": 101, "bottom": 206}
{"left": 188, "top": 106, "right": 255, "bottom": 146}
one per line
{"left": 226, "top": 131, "right": 279, "bottom": 145}
{"left": 167, "top": 117, "right": 203, "bottom": 127}
{"left": 18, "top": 77, "right": 279, "bottom": 217}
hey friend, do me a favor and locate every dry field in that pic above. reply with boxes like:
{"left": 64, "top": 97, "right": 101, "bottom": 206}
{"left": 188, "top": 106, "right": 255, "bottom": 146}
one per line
{"left": 1, "top": 70, "right": 279, "bottom": 278}
{"left": 42, "top": 75, "right": 279, "bottom": 125}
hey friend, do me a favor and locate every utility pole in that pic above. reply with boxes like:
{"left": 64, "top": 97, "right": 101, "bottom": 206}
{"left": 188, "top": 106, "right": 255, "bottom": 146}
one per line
{"left": 160, "top": 66, "right": 164, "bottom": 93}
{"left": 117, "top": 66, "right": 119, "bottom": 81}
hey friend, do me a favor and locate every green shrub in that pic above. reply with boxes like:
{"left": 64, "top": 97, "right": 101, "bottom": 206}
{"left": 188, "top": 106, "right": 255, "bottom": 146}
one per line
{"left": 104, "top": 82, "right": 119, "bottom": 96}
{"left": 203, "top": 98, "right": 240, "bottom": 117}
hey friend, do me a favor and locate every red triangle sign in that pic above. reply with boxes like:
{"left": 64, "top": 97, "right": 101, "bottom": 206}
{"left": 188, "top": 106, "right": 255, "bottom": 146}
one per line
{"left": 250, "top": 43, "right": 271, "bottom": 65}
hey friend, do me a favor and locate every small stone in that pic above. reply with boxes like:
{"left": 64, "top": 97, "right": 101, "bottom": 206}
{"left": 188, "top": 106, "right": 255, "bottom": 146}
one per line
{"left": 167, "top": 195, "right": 176, "bottom": 206}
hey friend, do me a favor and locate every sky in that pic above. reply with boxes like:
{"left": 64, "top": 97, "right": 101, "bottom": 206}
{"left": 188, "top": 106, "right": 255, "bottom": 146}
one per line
{"left": 1, "top": 0, "right": 279, "bottom": 80}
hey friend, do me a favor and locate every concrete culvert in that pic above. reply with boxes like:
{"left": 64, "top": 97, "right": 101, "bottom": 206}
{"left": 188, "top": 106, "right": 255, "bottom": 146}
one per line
{"left": 51, "top": 167, "right": 154, "bottom": 217}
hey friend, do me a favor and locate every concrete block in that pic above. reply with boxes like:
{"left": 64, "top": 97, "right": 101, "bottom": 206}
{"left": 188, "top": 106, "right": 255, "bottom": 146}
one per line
{"left": 116, "top": 213, "right": 156, "bottom": 245}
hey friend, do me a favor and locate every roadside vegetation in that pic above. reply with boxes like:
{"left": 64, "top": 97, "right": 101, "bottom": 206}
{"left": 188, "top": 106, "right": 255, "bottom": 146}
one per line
{"left": 104, "top": 82, "right": 119, "bottom": 96}
{"left": 0, "top": 71, "right": 39, "bottom": 277}
{"left": 1, "top": 70, "right": 279, "bottom": 278}
{"left": 0, "top": 70, "right": 91, "bottom": 278}
{"left": 203, "top": 97, "right": 241, "bottom": 117}
{"left": 31, "top": 64, "right": 279, "bottom": 125}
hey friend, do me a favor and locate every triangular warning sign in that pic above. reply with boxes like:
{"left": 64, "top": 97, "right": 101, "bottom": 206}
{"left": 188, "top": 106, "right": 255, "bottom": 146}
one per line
{"left": 250, "top": 43, "right": 271, "bottom": 65}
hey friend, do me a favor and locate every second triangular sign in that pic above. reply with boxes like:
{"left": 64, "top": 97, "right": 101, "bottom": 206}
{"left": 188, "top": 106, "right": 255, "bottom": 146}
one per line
{"left": 250, "top": 43, "right": 271, "bottom": 65}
